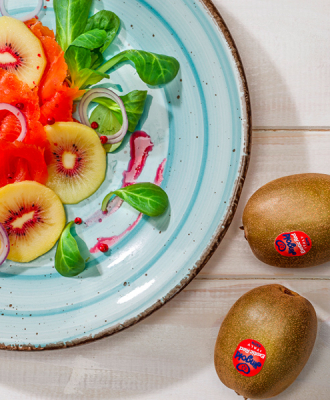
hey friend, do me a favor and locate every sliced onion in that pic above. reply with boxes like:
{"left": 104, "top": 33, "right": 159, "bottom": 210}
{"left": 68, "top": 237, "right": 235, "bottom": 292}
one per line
{"left": 0, "top": 103, "right": 27, "bottom": 142}
{"left": 79, "top": 88, "right": 129, "bottom": 145}
{"left": 0, "top": 223, "right": 9, "bottom": 266}
{"left": 0, "top": 0, "right": 43, "bottom": 22}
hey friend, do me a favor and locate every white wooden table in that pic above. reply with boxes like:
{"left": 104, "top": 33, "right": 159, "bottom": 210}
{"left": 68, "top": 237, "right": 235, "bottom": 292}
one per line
{"left": 2, "top": 1, "right": 330, "bottom": 398}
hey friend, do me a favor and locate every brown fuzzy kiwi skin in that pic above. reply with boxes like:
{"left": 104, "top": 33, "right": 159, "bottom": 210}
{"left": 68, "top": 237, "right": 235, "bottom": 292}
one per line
{"left": 214, "top": 284, "right": 317, "bottom": 399}
{"left": 242, "top": 173, "right": 330, "bottom": 268}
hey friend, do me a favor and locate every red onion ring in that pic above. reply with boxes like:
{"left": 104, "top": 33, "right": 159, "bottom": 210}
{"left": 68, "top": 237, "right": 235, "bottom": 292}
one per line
{"left": 0, "top": 103, "right": 27, "bottom": 142}
{"left": 78, "top": 88, "right": 129, "bottom": 145}
{"left": 0, "top": 0, "right": 43, "bottom": 22}
{"left": 0, "top": 223, "right": 9, "bottom": 266}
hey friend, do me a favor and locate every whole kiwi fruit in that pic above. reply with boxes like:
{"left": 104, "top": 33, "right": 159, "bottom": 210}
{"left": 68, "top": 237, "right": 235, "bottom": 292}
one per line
{"left": 243, "top": 173, "right": 330, "bottom": 268}
{"left": 214, "top": 284, "right": 317, "bottom": 399}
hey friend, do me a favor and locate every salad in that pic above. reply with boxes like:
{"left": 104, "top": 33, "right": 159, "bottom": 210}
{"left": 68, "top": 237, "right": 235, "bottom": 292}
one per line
{"left": 0, "top": 0, "right": 180, "bottom": 276}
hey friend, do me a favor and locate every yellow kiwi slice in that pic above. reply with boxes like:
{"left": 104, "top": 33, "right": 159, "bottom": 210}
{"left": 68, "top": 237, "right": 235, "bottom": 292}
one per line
{"left": 0, "top": 16, "right": 47, "bottom": 88}
{"left": 0, "top": 181, "right": 66, "bottom": 263}
{"left": 45, "top": 122, "right": 107, "bottom": 204}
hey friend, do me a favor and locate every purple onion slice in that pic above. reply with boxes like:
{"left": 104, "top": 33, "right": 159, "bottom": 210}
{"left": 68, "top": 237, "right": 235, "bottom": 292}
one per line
{"left": 0, "top": 103, "right": 27, "bottom": 142}
{"left": 0, "top": 223, "right": 9, "bottom": 266}
{"left": 78, "top": 88, "right": 129, "bottom": 145}
{"left": 0, "top": 0, "right": 43, "bottom": 22}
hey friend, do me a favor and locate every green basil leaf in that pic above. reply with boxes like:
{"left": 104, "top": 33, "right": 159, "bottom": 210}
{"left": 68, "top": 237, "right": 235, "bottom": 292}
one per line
{"left": 97, "top": 50, "right": 180, "bottom": 86}
{"left": 93, "top": 90, "right": 148, "bottom": 132}
{"left": 84, "top": 10, "right": 120, "bottom": 52}
{"left": 54, "top": 0, "right": 93, "bottom": 52}
{"left": 102, "top": 183, "right": 169, "bottom": 217}
{"left": 55, "top": 222, "right": 85, "bottom": 277}
{"left": 70, "top": 29, "right": 108, "bottom": 50}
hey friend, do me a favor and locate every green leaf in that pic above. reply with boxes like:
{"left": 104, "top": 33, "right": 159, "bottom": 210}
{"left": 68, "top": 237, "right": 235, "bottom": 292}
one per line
{"left": 65, "top": 47, "right": 108, "bottom": 88}
{"left": 90, "top": 104, "right": 122, "bottom": 136}
{"left": 55, "top": 222, "right": 85, "bottom": 277}
{"left": 75, "top": 69, "right": 109, "bottom": 89}
{"left": 102, "top": 30, "right": 119, "bottom": 53}
{"left": 84, "top": 10, "right": 120, "bottom": 52}
{"left": 104, "top": 140, "right": 122, "bottom": 153}
{"left": 65, "top": 46, "right": 91, "bottom": 82}
{"left": 70, "top": 29, "right": 108, "bottom": 50}
{"left": 97, "top": 50, "right": 180, "bottom": 86}
{"left": 89, "top": 104, "right": 122, "bottom": 153}
{"left": 64, "top": 47, "right": 107, "bottom": 88}
{"left": 54, "top": 0, "right": 93, "bottom": 52}
{"left": 90, "top": 50, "right": 104, "bottom": 69}
{"left": 89, "top": 90, "right": 148, "bottom": 152}
{"left": 93, "top": 90, "right": 148, "bottom": 132}
{"left": 102, "top": 183, "right": 169, "bottom": 217}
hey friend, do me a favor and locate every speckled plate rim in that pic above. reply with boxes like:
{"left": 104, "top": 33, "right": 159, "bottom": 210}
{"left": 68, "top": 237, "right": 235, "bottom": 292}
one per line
{"left": 1, "top": 0, "right": 251, "bottom": 351}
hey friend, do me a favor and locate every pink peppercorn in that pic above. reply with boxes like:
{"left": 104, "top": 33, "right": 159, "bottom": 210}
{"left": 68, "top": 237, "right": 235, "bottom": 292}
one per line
{"left": 98, "top": 243, "right": 109, "bottom": 253}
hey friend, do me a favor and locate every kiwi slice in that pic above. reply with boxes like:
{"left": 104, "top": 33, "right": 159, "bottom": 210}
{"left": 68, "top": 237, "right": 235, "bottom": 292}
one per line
{"left": 0, "top": 181, "right": 66, "bottom": 263}
{"left": 45, "top": 122, "right": 107, "bottom": 204}
{"left": 0, "top": 16, "right": 47, "bottom": 88}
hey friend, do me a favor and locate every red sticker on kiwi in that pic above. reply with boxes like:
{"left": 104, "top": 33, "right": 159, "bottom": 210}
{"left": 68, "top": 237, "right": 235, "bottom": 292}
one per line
{"left": 274, "top": 231, "right": 312, "bottom": 257}
{"left": 233, "top": 339, "right": 266, "bottom": 377}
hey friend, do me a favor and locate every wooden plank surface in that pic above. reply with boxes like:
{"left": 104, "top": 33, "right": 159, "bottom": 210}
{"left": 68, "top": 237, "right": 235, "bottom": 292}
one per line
{"left": 0, "top": 280, "right": 328, "bottom": 399}
{"left": 212, "top": 0, "right": 330, "bottom": 128}
{"left": 201, "top": 130, "right": 330, "bottom": 278}
{"left": 2, "top": 1, "right": 330, "bottom": 399}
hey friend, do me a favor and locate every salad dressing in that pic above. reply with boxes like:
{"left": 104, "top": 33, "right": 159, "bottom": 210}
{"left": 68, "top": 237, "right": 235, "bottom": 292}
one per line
{"left": 90, "top": 132, "right": 167, "bottom": 253}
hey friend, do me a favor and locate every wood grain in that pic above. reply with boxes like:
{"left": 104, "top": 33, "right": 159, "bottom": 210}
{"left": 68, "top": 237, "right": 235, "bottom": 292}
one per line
{"left": 0, "top": 279, "right": 328, "bottom": 399}
{"left": 1, "top": 1, "right": 330, "bottom": 399}
{"left": 201, "top": 129, "right": 330, "bottom": 278}
{"left": 212, "top": 0, "right": 330, "bottom": 127}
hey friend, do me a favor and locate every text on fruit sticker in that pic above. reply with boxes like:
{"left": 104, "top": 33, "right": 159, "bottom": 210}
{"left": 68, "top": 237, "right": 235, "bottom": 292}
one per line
{"left": 274, "top": 231, "right": 312, "bottom": 257}
{"left": 233, "top": 339, "right": 266, "bottom": 377}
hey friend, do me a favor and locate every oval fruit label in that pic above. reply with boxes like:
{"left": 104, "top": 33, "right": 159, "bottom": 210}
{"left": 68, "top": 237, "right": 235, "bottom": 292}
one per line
{"left": 274, "top": 231, "right": 312, "bottom": 257}
{"left": 233, "top": 339, "right": 266, "bottom": 377}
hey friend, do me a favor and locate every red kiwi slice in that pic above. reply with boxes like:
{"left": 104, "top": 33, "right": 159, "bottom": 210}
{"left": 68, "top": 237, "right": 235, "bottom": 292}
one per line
{"left": 45, "top": 122, "right": 107, "bottom": 204}
{"left": 0, "top": 16, "right": 47, "bottom": 88}
{"left": 0, "top": 181, "right": 66, "bottom": 263}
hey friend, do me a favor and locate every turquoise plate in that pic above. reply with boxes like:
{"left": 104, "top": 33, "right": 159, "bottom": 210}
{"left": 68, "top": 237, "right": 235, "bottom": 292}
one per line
{"left": 1, "top": 0, "right": 251, "bottom": 349}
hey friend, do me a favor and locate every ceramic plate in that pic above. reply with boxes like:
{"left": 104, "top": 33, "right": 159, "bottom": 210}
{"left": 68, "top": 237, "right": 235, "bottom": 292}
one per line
{"left": 1, "top": 0, "right": 251, "bottom": 349}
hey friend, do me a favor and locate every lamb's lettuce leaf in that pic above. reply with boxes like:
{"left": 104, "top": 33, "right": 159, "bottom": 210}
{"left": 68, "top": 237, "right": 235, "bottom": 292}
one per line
{"left": 70, "top": 29, "right": 108, "bottom": 50}
{"left": 74, "top": 69, "right": 109, "bottom": 89}
{"left": 102, "top": 183, "right": 169, "bottom": 217}
{"left": 97, "top": 50, "right": 180, "bottom": 86}
{"left": 55, "top": 1, "right": 179, "bottom": 90}
{"left": 65, "top": 46, "right": 109, "bottom": 88}
{"left": 89, "top": 90, "right": 148, "bottom": 152}
{"left": 54, "top": 0, "right": 93, "bottom": 52}
{"left": 55, "top": 222, "right": 85, "bottom": 277}
{"left": 93, "top": 90, "right": 148, "bottom": 132}
{"left": 84, "top": 10, "right": 121, "bottom": 52}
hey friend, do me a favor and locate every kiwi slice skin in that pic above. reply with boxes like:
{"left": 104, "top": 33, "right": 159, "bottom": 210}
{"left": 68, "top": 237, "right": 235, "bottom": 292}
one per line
{"left": 214, "top": 284, "right": 317, "bottom": 399}
{"left": 243, "top": 173, "right": 330, "bottom": 268}
{"left": 45, "top": 122, "right": 107, "bottom": 204}
{"left": 0, "top": 181, "right": 66, "bottom": 263}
